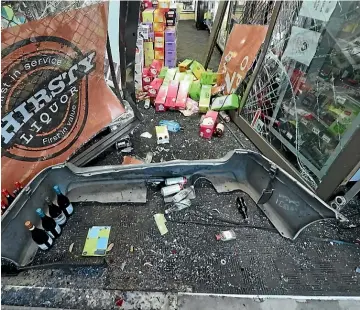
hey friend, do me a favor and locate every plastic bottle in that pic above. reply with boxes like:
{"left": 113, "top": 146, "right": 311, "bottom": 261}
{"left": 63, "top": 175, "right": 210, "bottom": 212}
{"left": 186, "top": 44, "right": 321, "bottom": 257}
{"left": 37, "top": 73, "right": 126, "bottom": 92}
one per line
{"left": 165, "top": 199, "right": 191, "bottom": 214}
{"left": 216, "top": 230, "right": 236, "bottom": 241}
{"left": 161, "top": 184, "right": 183, "bottom": 197}
{"left": 165, "top": 177, "right": 187, "bottom": 186}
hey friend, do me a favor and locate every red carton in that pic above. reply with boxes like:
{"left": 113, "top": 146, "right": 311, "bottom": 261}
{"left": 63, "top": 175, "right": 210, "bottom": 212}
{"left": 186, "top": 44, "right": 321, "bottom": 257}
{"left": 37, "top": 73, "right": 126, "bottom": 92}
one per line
{"left": 165, "top": 81, "right": 179, "bottom": 109}
{"left": 150, "top": 59, "right": 163, "bottom": 76}
{"left": 155, "top": 85, "right": 168, "bottom": 112}
{"left": 175, "top": 80, "right": 191, "bottom": 110}
{"left": 148, "top": 78, "right": 164, "bottom": 97}
{"left": 199, "top": 111, "right": 218, "bottom": 139}
{"left": 142, "top": 67, "right": 152, "bottom": 91}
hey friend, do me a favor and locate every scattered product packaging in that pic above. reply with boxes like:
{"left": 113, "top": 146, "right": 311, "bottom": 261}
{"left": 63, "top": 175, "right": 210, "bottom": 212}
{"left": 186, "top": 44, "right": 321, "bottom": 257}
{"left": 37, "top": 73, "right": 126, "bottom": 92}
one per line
{"left": 165, "top": 199, "right": 191, "bottom": 214}
{"left": 199, "top": 84, "right": 212, "bottom": 113}
{"left": 180, "top": 98, "right": 199, "bottom": 116}
{"left": 142, "top": 67, "right": 152, "bottom": 91}
{"left": 142, "top": 8, "right": 155, "bottom": 23}
{"left": 199, "top": 110, "right": 218, "bottom": 139}
{"left": 159, "top": 120, "right": 182, "bottom": 132}
{"left": 154, "top": 9, "right": 165, "bottom": 22}
{"left": 189, "top": 80, "right": 201, "bottom": 101}
{"left": 154, "top": 213, "right": 168, "bottom": 235}
{"left": 163, "top": 68, "right": 177, "bottom": 85}
{"left": 155, "top": 85, "right": 168, "bottom": 112}
{"left": 165, "top": 80, "right": 179, "bottom": 109}
{"left": 156, "top": 125, "right": 170, "bottom": 144}
{"left": 190, "top": 60, "right": 205, "bottom": 79}
{"left": 211, "top": 94, "right": 240, "bottom": 111}
{"left": 165, "top": 177, "right": 187, "bottom": 186}
{"left": 161, "top": 184, "right": 183, "bottom": 197}
{"left": 219, "top": 110, "right": 231, "bottom": 122}
{"left": 148, "top": 78, "right": 164, "bottom": 97}
{"left": 211, "top": 84, "right": 225, "bottom": 96}
{"left": 178, "top": 59, "right": 193, "bottom": 72}
{"left": 150, "top": 59, "right": 163, "bottom": 76}
{"left": 175, "top": 80, "right": 192, "bottom": 110}
{"left": 172, "top": 186, "right": 195, "bottom": 203}
{"left": 174, "top": 72, "right": 186, "bottom": 82}
{"left": 200, "top": 70, "right": 219, "bottom": 85}
{"left": 216, "top": 230, "right": 236, "bottom": 241}
{"left": 158, "top": 66, "right": 168, "bottom": 79}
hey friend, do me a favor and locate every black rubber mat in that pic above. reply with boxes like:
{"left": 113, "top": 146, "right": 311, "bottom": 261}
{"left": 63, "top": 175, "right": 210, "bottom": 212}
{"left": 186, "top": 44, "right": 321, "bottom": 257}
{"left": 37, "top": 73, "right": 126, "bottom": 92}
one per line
{"left": 29, "top": 180, "right": 360, "bottom": 296}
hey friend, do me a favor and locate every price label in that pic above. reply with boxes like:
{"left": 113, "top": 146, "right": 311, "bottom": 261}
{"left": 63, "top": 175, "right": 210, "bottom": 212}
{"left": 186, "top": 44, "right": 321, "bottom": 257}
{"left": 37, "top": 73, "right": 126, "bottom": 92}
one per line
{"left": 254, "top": 119, "right": 264, "bottom": 133}
{"left": 286, "top": 132, "right": 293, "bottom": 140}
{"left": 312, "top": 127, "right": 320, "bottom": 135}
{"left": 322, "top": 135, "right": 331, "bottom": 143}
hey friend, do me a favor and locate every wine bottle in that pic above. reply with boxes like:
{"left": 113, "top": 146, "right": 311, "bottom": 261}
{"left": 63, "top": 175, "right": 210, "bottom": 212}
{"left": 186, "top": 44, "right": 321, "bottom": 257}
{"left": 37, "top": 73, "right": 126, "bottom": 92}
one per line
{"left": 2, "top": 189, "right": 14, "bottom": 205}
{"left": 1, "top": 200, "right": 7, "bottom": 215}
{"left": 53, "top": 185, "right": 73, "bottom": 216}
{"left": 36, "top": 208, "right": 61, "bottom": 238}
{"left": 45, "top": 197, "right": 67, "bottom": 226}
{"left": 25, "top": 221, "right": 53, "bottom": 250}
{"left": 13, "top": 181, "right": 23, "bottom": 197}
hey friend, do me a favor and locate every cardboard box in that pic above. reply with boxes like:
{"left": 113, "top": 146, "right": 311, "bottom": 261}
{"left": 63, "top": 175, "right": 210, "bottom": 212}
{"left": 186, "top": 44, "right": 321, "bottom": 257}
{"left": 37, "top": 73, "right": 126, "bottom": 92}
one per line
{"left": 178, "top": 59, "right": 193, "bottom": 72}
{"left": 175, "top": 80, "right": 192, "bottom": 110}
{"left": 199, "top": 85, "right": 212, "bottom": 113}
{"left": 155, "top": 85, "right": 168, "bottom": 112}
{"left": 199, "top": 111, "right": 218, "bottom": 139}
{"left": 145, "top": 55, "right": 154, "bottom": 67}
{"left": 148, "top": 77, "right": 164, "bottom": 98}
{"left": 138, "top": 24, "right": 150, "bottom": 40}
{"left": 143, "top": 0, "right": 152, "bottom": 9}
{"left": 142, "top": 8, "right": 154, "bottom": 23}
{"left": 163, "top": 67, "right": 177, "bottom": 85}
{"left": 200, "top": 71, "right": 218, "bottom": 85}
{"left": 150, "top": 59, "right": 163, "bottom": 76}
{"left": 158, "top": 66, "right": 168, "bottom": 79}
{"left": 154, "top": 31, "right": 165, "bottom": 39}
{"left": 165, "top": 27, "right": 176, "bottom": 42}
{"left": 184, "top": 73, "right": 195, "bottom": 83}
{"left": 165, "top": 80, "right": 179, "bottom": 109}
{"left": 165, "top": 41, "right": 176, "bottom": 52}
{"left": 211, "top": 94, "right": 240, "bottom": 111}
{"left": 154, "top": 9, "right": 165, "bottom": 22}
{"left": 174, "top": 72, "right": 186, "bottom": 82}
{"left": 144, "top": 41, "right": 154, "bottom": 53}
{"left": 142, "top": 67, "right": 152, "bottom": 90}
{"left": 190, "top": 60, "right": 205, "bottom": 79}
{"left": 155, "top": 36, "right": 164, "bottom": 48}
{"left": 165, "top": 59, "right": 177, "bottom": 68}
{"left": 155, "top": 126, "right": 169, "bottom": 144}
{"left": 155, "top": 49, "right": 164, "bottom": 60}
{"left": 165, "top": 50, "right": 176, "bottom": 61}
{"left": 153, "top": 22, "right": 165, "bottom": 32}
{"left": 189, "top": 80, "right": 201, "bottom": 101}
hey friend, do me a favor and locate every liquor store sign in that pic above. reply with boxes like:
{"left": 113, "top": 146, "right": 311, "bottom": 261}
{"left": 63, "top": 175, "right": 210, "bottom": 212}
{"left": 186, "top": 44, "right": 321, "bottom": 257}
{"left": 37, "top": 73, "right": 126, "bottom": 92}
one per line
{"left": 1, "top": 3, "right": 125, "bottom": 192}
{"left": 2, "top": 37, "right": 95, "bottom": 160}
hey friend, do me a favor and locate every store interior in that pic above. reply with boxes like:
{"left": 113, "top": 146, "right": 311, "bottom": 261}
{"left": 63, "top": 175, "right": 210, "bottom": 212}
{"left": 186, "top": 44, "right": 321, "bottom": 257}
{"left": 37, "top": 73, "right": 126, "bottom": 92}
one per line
{"left": 1, "top": 0, "right": 360, "bottom": 308}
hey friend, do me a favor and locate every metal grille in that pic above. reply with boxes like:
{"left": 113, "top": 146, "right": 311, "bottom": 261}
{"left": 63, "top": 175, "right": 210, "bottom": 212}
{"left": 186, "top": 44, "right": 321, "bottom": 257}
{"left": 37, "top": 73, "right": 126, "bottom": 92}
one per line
{"left": 240, "top": 0, "right": 275, "bottom": 25}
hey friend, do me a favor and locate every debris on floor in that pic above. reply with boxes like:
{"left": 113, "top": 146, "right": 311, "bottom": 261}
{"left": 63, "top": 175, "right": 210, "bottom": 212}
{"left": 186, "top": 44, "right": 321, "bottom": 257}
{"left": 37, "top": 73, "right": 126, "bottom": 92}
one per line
{"left": 122, "top": 156, "right": 144, "bottom": 165}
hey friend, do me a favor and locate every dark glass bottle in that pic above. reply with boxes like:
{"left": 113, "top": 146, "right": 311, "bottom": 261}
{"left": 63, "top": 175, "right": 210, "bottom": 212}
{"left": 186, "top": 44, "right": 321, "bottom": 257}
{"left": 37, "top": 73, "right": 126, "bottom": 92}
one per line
{"left": 13, "top": 181, "right": 23, "bottom": 197}
{"left": 25, "top": 221, "right": 53, "bottom": 250}
{"left": 45, "top": 197, "right": 67, "bottom": 226}
{"left": 53, "top": 185, "right": 73, "bottom": 217}
{"left": 36, "top": 208, "right": 61, "bottom": 238}
{"left": 2, "top": 189, "right": 14, "bottom": 205}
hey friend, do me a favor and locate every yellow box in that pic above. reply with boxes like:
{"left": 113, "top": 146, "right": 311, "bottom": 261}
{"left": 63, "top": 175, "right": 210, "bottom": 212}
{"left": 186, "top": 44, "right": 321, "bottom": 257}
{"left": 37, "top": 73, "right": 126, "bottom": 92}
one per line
{"left": 155, "top": 49, "right": 164, "bottom": 60}
{"left": 190, "top": 61, "right": 205, "bottom": 80}
{"left": 142, "top": 8, "right": 154, "bottom": 22}
{"left": 154, "top": 9, "right": 165, "bottom": 22}
{"left": 144, "top": 42, "right": 154, "bottom": 53}
{"left": 153, "top": 22, "right": 165, "bottom": 32}
{"left": 199, "top": 85, "right": 212, "bottom": 113}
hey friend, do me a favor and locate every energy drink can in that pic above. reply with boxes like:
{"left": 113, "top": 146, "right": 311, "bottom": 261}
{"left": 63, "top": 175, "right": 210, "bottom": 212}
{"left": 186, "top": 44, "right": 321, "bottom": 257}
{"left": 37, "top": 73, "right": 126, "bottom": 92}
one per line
{"left": 144, "top": 98, "right": 151, "bottom": 109}
{"left": 219, "top": 111, "right": 230, "bottom": 123}
{"left": 165, "top": 177, "right": 187, "bottom": 186}
{"left": 161, "top": 184, "right": 183, "bottom": 197}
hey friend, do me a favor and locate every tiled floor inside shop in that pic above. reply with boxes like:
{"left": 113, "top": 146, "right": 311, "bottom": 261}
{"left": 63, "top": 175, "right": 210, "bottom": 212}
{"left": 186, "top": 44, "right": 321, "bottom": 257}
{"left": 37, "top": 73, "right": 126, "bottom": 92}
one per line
{"left": 2, "top": 21, "right": 360, "bottom": 302}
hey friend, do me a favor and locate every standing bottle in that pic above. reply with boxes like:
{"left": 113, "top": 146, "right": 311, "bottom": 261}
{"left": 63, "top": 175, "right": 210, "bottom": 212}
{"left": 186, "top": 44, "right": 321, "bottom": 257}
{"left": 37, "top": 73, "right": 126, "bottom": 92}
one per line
{"left": 13, "top": 181, "right": 23, "bottom": 197}
{"left": 1, "top": 200, "right": 7, "bottom": 215}
{"left": 36, "top": 208, "right": 62, "bottom": 238}
{"left": 25, "top": 221, "right": 53, "bottom": 250}
{"left": 45, "top": 197, "right": 67, "bottom": 226}
{"left": 2, "top": 189, "right": 15, "bottom": 205}
{"left": 53, "top": 185, "right": 73, "bottom": 216}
